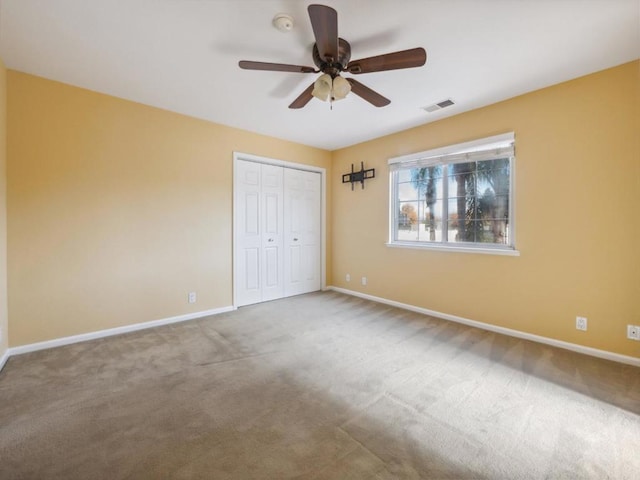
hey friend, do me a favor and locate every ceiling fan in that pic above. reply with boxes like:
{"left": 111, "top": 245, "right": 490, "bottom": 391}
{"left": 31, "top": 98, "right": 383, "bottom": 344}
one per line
{"left": 239, "top": 4, "right": 427, "bottom": 109}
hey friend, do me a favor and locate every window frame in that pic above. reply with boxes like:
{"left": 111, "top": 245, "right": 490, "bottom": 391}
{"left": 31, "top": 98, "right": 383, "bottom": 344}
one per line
{"left": 387, "top": 133, "right": 519, "bottom": 256}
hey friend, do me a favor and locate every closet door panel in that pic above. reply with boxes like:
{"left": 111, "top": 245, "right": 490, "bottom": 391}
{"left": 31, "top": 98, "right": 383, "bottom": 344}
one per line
{"left": 260, "top": 164, "right": 284, "bottom": 302}
{"left": 284, "top": 168, "right": 321, "bottom": 297}
{"left": 235, "top": 160, "right": 263, "bottom": 306}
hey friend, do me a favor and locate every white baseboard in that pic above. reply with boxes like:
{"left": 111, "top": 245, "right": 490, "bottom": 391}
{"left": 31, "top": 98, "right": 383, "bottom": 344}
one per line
{"left": 0, "top": 349, "right": 9, "bottom": 373}
{"left": 5, "top": 306, "right": 236, "bottom": 361}
{"left": 327, "top": 286, "right": 640, "bottom": 368}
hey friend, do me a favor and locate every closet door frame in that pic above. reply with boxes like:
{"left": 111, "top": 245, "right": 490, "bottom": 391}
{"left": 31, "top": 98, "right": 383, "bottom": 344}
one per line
{"left": 232, "top": 152, "right": 327, "bottom": 308}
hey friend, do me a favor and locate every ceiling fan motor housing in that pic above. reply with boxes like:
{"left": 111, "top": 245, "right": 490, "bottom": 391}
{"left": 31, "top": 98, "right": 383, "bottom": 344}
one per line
{"left": 313, "top": 38, "right": 351, "bottom": 76}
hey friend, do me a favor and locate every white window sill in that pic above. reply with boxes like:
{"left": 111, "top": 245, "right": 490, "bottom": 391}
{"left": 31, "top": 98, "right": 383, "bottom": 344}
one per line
{"left": 386, "top": 241, "right": 520, "bottom": 256}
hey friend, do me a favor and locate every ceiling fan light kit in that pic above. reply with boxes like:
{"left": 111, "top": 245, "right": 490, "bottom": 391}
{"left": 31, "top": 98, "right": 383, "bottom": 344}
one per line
{"left": 312, "top": 74, "right": 351, "bottom": 103}
{"left": 331, "top": 75, "right": 351, "bottom": 100}
{"left": 240, "top": 4, "right": 427, "bottom": 109}
{"left": 312, "top": 74, "right": 331, "bottom": 101}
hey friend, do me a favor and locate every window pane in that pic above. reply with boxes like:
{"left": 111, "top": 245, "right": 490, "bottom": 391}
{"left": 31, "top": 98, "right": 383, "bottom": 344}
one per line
{"left": 483, "top": 219, "right": 509, "bottom": 244}
{"left": 449, "top": 218, "right": 509, "bottom": 245}
{"left": 449, "top": 201, "right": 479, "bottom": 242}
{"left": 480, "top": 194, "right": 509, "bottom": 221}
{"left": 397, "top": 201, "right": 419, "bottom": 241}
{"left": 447, "top": 197, "right": 480, "bottom": 223}
{"left": 409, "top": 167, "right": 443, "bottom": 200}
{"left": 477, "top": 176, "right": 493, "bottom": 195}
{"left": 418, "top": 197, "right": 444, "bottom": 242}
{"left": 448, "top": 170, "right": 476, "bottom": 198}
{"left": 447, "top": 220, "right": 481, "bottom": 243}
{"left": 482, "top": 158, "right": 510, "bottom": 175}
{"left": 478, "top": 159, "right": 510, "bottom": 197}
{"left": 447, "top": 218, "right": 461, "bottom": 243}
{"left": 395, "top": 168, "right": 445, "bottom": 244}
{"left": 397, "top": 169, "right": 413, "bottom": 183}
{"left": 398, "top": 181, "right": 420, "bottom": 201}
{"left": 450, "top": 161, "right": 475, "bottom": 176}
{"left": 448, "top": 219, "right": 468, "bottom": 243}
{"left": 448, "top": 198, "right": 464, "bottom": 221}
{"left": 471, "top": 221, "right": 490, "bottom": 243}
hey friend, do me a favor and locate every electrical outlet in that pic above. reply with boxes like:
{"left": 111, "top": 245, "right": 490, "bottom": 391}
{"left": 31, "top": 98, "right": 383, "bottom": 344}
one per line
{"left": 188, "top": 292, "right": 197, "bottom": 304}
{"left": 627, "top": 324, "right": 640, "bottom": 341}
{"left": 576, "top": 316, "right": 587, "bottom": 331}
{"left": 361, "top": 276, "right": 367, "bottom": 286}
{"left": 346, "top": 274, "right": 350, "bottom": 282}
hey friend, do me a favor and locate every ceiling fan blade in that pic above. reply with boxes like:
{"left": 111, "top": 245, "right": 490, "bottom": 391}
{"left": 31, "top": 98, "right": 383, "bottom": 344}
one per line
{"left": 346, "top": 79, "right": 390, "bottom": 107}
{"left": 239, "top": 61, "right": 316, "bottom": 73}
{"left": 308, "top": 4, "right": 338, "bottom": 62}
{"left": 347, "top": 47, "right": 427, "bottom": 74}
{"left": 289, "top": 82, "right": 315, "bottom": 109}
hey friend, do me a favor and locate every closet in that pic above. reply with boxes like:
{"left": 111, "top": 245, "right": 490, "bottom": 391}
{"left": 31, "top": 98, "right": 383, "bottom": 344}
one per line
{"left": 234, "top": 158, "right": 322, "bottom": 307}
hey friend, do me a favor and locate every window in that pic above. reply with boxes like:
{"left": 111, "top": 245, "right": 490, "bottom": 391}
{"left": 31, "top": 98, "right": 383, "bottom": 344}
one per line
{"left": 388, "top": 133, "right": 517, "bottom": 254}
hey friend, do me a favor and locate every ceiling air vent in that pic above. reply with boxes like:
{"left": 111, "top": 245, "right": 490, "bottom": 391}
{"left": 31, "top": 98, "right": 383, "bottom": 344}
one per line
{"left": 423, "top": 99, "right": 455, "bottom": 113}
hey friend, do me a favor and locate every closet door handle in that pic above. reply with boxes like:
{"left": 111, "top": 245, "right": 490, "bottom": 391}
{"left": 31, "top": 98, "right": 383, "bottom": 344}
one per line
{"left": 293, "top": 238, "right": 299, "bottom": 242}
{"left": 268, "top": 238, "right": 274, "bottom": 242}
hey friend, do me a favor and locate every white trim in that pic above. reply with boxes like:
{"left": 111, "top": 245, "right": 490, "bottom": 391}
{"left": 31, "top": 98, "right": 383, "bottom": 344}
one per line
{"left": 327, "top": 286, "right": 640, "bottom": 368}
{"left": 0, "top": 349, "right": 9, "bottom": 373}
{"left": 320, "top": 169, "right": 327, "bottom": 290}
{"left": 232, "top": 152, "right": 327, "bottom": 308}
{"left": 386, "top": 242, "right": 520, "bottom": 256}
{"left": 232, "top": 151, "right": 326, "bottom": 174}
{"left": 388, "top": 132, "right": 515, "bottom": 166}
{"left": 509, "top": 149, "right": 517, "bottom": 248}
{"left": 6, "top": 306, "right": 235, "bottom": 357}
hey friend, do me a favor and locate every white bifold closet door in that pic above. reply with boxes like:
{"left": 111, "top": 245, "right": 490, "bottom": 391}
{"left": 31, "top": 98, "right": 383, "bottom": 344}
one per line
{"left": 235, "top": 159, "right": 321, "bottom": 307}
{"left": 283, "top": 167, "right": 322, "bottom": 297}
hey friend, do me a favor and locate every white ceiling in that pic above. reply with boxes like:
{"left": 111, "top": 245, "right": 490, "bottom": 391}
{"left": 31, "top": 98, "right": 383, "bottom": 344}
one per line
{"left": 1, "top": 0, "right": 638, "bottom": 151}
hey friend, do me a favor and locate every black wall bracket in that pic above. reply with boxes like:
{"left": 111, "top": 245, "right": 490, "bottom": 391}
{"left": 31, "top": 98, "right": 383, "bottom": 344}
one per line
{"left": 342, "top": 162, "right": 375, "bottom": 190}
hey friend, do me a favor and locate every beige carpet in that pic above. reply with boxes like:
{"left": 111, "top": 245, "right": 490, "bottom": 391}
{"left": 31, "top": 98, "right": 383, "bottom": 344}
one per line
{"left": 1, "top": 291, "right": 639, "bottom": 479}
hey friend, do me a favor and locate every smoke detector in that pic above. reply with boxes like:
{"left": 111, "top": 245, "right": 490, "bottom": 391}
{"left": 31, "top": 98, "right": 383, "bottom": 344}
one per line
{"left": 273, "top": 13, "right": 294, "bottom": 32}
{"left": 423, "top": 99, "right": 455, "bottom": 113}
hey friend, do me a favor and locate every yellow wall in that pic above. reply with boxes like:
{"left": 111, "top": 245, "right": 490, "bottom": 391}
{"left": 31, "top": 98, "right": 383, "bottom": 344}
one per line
{"left": 5, "top": 62, "right": 639, "bottom": 358}
{"left": 0, "top": 58, "right": 8, "bottom": 358}
{"left": 331, "top": 61, "right": 640, "bottom": 358}
{"left": 7, "top": 71, "right": 332, "bottom": 346}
